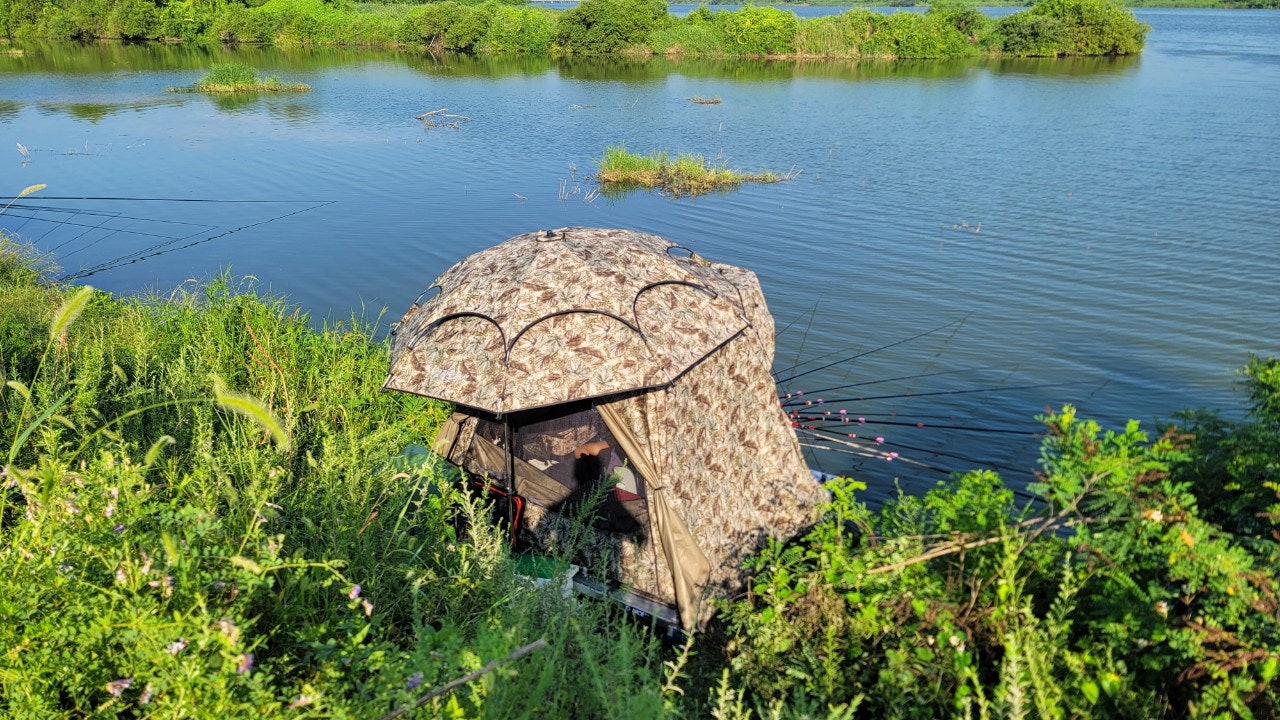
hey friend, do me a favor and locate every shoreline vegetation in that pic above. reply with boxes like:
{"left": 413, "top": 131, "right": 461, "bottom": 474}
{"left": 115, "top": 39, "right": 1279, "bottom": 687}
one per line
{"left": 0, "top": 0, "right": 1153, "bottom": 61}
{"left": 5, "top": 190, "right": 1280, "bottom": 715}
{"left": 168, "top": 62, "right": 310, "bottom": 93}
{"left": 597, "top": 146, "right": 790, "bottom": 196}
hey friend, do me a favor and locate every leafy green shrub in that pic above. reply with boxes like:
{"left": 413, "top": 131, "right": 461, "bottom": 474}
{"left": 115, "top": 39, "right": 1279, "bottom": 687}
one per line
{"left": 1172, "top": 356, "right": 1280, "bottom": 540}
{"left": 862, "top": 11, "right": 975, "bottom": 60}
{"left": 719, "top": 401, "right": 1280, "bottom": 717}
{"left": 156, "top": 0, "right": 220, "bottom": 42}
{"left": 994, "top": 12, "right": 1069, "bottom": 57}
{"left": 0, "top": 0, "right": 44, "bottom": 40}
{"left": 484, "top": 5, "right": 556, "bottom": 54}
{"left": 399, "top": 0, "right": 496, "bottom": 52}
{"left": 107, "top": 0, "right": 158, "bottom": 39}
{"left": 554, "top": 0, "right": 669, "bottom": 55}
{"left": 927, "top": 0, "right": 991, "bottom": 42}
{"left": 999, "top": 0, "right": 1149, "bottom": 56}
{"left": 715, "top": 6, "right": 799, "bottom": 57}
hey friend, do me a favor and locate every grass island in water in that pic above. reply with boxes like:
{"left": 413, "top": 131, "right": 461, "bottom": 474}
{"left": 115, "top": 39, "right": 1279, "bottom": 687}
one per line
{"left": 597, "top": 146, "right": 792, "bottom": 197}
{"left": 170, "top": 62, "right": 310, "bottom": 94}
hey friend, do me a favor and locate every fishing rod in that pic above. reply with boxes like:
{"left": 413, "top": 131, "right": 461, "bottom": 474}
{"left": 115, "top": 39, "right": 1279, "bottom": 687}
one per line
{"left": 59, "top": 200, "right": 335, "bottom": 281}
{"left": 774, "top": 315, "right": 971, "bottom": 386}
{"left": 2, "top": 208, "right": 212, "bottom": 254}
{"left": 796, "top": 419, "right": 1037, "bottom": 472}
{"left": 798, "top": 426, "right": 1039, "bottom": 499}
{"left": 779, "top": 381, "right": 1070, "bottom": 410}
{"left": 787, "top": 414, "right": 1035, "bottom": 436}
{"left": 0, "top": 195, "right": 329, "bottom": 203}
{"left": 780, "top": 365, "right": 1014, "bottom": 400}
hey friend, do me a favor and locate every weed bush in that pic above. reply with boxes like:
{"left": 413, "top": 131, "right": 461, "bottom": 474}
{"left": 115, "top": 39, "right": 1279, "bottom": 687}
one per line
{"left": 714, "top": 6, "right": 799, "bottom": 57}
{"left": 554, "top": 0, "right": 670, "bottom": 55}
{"left": 648, "top": 21, "right": 724, "bottom": 58}
{"left": 399, "top": 0, "right": 496, "bottom": 52}
{"left": 719, "top": 396, "right": 1280, "bottom": 717}
{"left": 862, "top": 11, "right": 977, "bottom": 59}
{"left": 484, "top": 5, "right": 556, "bottom": 54}
{"left": 997, "top": 0, "right": 1149, "bottom": 56}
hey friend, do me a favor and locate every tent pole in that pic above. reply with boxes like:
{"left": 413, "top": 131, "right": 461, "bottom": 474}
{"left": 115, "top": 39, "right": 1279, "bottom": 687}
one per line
{"left": 503, "top": 418, "right": 516, "bottom": 547}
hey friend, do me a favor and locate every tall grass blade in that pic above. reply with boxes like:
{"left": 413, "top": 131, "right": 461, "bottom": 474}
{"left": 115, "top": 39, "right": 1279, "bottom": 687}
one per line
{"left": 212, "top": 375, "right": 291, "bottom": 451}
{"left": 49, "top": 286, "right": 94, "bottom": 341}
{"left": 9, "top": 389, "right": 73, "bottom": 463}
{"left": 18, "top": 183, "right": 45, "bottom": 198}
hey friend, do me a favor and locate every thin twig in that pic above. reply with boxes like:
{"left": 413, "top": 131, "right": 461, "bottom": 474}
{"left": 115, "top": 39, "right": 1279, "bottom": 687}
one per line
{"left": 378, "top": 639, "right": 549, "bottom": 720}
{"left": 415, "top": 108, "right": 447, "bottom": 119}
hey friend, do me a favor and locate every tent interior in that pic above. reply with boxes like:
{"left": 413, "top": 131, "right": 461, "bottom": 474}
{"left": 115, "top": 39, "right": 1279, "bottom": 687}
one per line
{"left": 433, "top": 401, "right": 651, "bottom": 548}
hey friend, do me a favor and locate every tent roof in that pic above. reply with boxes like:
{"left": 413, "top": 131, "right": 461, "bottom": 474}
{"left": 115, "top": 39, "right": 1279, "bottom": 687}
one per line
{"left": 384, "top": 228, "right": 753, "bottom": 414}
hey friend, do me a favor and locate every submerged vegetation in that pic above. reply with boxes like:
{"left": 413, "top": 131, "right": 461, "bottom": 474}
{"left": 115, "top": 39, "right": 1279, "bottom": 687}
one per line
{"left": 170, "top": 62, "right": 310, "bottom": 93}
{"left": 0, "top": 0, "right": 1150, "bottom": 60}
{"left": 4, "top": 205, "right": 1279, "bottom": 714}
{"left": 597, "top": 146, "right": 788, "bottom": 197}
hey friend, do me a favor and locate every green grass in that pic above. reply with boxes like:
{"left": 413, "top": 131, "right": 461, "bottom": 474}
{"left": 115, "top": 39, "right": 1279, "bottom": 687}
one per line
{"left": 0, "top": 233, "right": 689, "bottom": 717}
{"left": 176, "top": 63, "right": 311, "bottom": 94}
{"left": 597, "top": 145, "right": 784, "bottom": 197}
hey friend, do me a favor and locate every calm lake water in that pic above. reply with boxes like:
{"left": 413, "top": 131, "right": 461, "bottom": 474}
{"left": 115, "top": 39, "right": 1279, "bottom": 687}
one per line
{"left": 2, "top": 9, "right": 1278, "bottom": 491}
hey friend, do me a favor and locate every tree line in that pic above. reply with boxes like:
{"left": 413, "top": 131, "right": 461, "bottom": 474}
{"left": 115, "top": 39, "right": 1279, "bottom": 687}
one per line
{"left": 1, "top": 0, "right": 1151, "bottom": 60}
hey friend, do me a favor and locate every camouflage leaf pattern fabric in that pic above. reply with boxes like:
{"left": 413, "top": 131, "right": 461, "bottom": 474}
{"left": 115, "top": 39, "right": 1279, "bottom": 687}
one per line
{"left": 383, "top": 227, "right": 750, "bottom": 414}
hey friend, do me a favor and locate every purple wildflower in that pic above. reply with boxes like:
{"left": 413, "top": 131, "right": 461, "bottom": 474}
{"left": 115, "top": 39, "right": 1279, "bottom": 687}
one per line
{"left": 167, "top": 638, "right": 188, "bottom": 655}
{"left": 347, "top": 584, "right": 361, "bottom": 600}
{"left": 288, "top": 695, "right": 314, "bottom": 709}
{"left": 106, "top": 678, "right": 133, "bottom": 697}
{"left": 113, "top": 523, "right": 126, "bottom": 536}
{"left": 237, "top": 653, "right": 254, "bottom": 674}
{"left": 361, "top": 599, "right": 374, "bottom": 617}
{"left": 139, "top": 683, "right": 155, "bottom": 705}
{"left": 406, "top": 671, "right": 424, "bottom": 690}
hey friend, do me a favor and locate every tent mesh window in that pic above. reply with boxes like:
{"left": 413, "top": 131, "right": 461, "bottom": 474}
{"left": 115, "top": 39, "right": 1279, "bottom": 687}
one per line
{"left": 477, "top": 407, "right": 648, "bottom": 538}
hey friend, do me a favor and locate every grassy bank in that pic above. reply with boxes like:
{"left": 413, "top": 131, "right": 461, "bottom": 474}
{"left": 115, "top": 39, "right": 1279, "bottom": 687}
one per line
{"left": 1, "top": 0, "right": 1150, "bottom": 60}
{"left": 597, "top": 146, "right": 788, "bottom": 197}
{"left": 3, "top": 225, "right": 1279, "bottom": 716}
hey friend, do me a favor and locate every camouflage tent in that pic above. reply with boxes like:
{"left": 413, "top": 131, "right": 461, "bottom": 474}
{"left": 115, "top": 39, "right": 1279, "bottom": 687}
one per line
{"left": 384, "top": 227, "right": 826, "bottom": 629}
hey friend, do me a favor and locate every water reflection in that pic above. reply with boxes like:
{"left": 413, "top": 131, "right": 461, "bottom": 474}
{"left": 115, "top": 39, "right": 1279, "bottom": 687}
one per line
{"left": 987, "top": 54, "right": 1141, "bottom": 77}
{"left": 0, "top": 100, "right": 21, "bottom": 120}
{"left": 404, "top": 52, "right": 553, "bottom": 78}
{"left": 2, "top": 40, "right": 1142, "bottom": 84}
{"left": 35, "top": 99, "right": 181, "bottom": 121}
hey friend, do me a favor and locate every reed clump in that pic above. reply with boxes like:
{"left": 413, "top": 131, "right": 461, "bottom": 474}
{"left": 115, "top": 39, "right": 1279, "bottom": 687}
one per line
{"left": 597, "top": 145, "right": 782, "bottom": 197}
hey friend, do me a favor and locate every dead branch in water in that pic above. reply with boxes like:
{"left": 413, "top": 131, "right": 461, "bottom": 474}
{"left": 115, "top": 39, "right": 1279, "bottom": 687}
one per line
{"left": 417, "top": 107, "right": 472, "bottom": 129}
